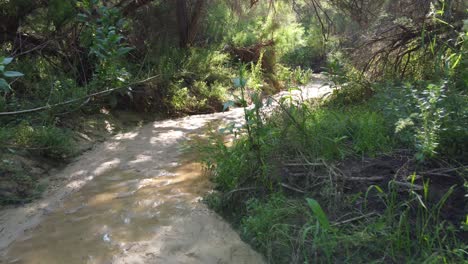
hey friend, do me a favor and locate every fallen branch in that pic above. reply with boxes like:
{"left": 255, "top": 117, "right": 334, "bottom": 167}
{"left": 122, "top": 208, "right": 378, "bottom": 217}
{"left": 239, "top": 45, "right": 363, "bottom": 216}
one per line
{"left": 224, "top": 187, "right": 260, "bottom": 198}
{"left": 420, "top": 172, "right": 454, "bottom": 178}
{"left": 0, "top": 75, "right": 159, "bottom": 116}
{"left": 280, "top": 183, "right": 306, "bottom": 193}
{"left": 283, "top": 162, "right": 324, "bottom": 167}
{"left": 331, "top": 212, "right": 378, "bottom": 226}
{"left": 393, "top": 181, "right": 423, "bottom": 191}
{"left": 344, "top": 176, "right": 386, "bottom": 181}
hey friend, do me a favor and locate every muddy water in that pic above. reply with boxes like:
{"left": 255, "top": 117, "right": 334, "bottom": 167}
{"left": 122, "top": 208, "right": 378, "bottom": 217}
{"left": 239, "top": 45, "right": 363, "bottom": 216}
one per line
{"left": 1, "top": 107, "right": 268, "bottom": 263}
{"left": 4, "top": 161, "right": 208, "bottom": 263}
{"left": 0, "top": 79, "right": 329, "bottom": 264}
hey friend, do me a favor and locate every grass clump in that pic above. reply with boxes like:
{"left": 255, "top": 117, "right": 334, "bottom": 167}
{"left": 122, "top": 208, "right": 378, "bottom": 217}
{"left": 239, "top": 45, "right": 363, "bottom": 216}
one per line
{"left": 202, "top": 138, "right": 258, "bottom": 193}
{"left": 0, "top": 123, "right": 74, "bottom": 204}
{"left": 275, "top": 106, "right": 394, "bottom": 160}
{"left": 242, "top": 193, "right": 304, "bottom": 262}
{"left": 3, "top": 122, "right": 75, "bottom": 160}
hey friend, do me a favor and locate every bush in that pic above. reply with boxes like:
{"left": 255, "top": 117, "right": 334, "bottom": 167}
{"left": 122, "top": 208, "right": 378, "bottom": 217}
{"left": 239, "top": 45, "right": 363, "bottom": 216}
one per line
{"left": 350, "top": 111, "right": 393, "bottom": 155}
{"left": 373, "top": 80, "right": 468, "bottom": 161}
{"left": 204, "top": 138, "right": 257, "bottom": 192}
{"left": 241, "top": 193, "right": 303, "bottom": 262}
{"left": 7, "top": 122, "right": 75, "bottom": 160}
{"left": 157, "top": 48, "right": 232, "bottom": 114}
{"left": 275, "top": 107, "right": 393, "bottom": 160}
{"left": 282, "top": 46, "right": 325, "bottom": 70}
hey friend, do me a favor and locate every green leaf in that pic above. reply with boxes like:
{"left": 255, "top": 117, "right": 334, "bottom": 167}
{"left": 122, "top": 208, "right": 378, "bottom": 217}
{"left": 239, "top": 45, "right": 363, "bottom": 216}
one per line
{"left": 117, "top": 47, "right": 133, "bottom": 56}
{"left": 3, "top": 71, "right": 24, "bottom": 78}
{"left": 0, "top": 65, "right": 4, "bottom": 72}
{"left": 451, "top": 54, "right": 462, "bottom": 69}
{"left": 223, "top": 100, "right": 235, "bottom": 111}
{"left": 306, "top": 198, "right": 330, "bottom": 230}
{"left": 233, "top": 77, "right": 248, "bottom": 88}
{"left": 2, "top": 57, "right": 13, "bottom": 65}
{"left": 0, "top": 78, "right": 11, "bottom": 91}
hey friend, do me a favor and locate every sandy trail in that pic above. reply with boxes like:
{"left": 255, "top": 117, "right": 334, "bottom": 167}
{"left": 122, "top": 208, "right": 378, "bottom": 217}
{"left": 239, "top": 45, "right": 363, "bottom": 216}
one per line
{"left": 0, "top": 79, "right": 329, "bottom": 264}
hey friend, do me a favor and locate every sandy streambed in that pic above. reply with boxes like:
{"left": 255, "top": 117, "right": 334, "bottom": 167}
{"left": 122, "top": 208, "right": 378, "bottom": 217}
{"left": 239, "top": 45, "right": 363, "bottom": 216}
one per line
{"left": 0, "top": 80, "right": 329, "bottom": 263}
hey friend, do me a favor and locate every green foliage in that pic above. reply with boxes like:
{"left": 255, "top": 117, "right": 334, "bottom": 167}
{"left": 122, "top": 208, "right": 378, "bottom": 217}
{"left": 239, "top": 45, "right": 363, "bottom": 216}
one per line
{"left": 48, "top": 0, "right": 75, "bottom": 28}
{"left": 324, "top": 53, "right": 373, "bottom": 106}
{"left": 411, "top": 82, "right": 448, "bottom": 160}
{"left": 202, "top": 137, "right": 256, "bottom": 192}
{"left": 212, "top": 0, "right": 323, "bottom": 67}
{"left": 277, "top": 66, "right": 312, "bottom": 86}
{"left": 247, "top": 52, "right": 265, "bottom": 91}
{"left": 281, "top": 24, "right": 326, "bottom": 69}
{"left": 78, "top": 1, "right": 133, "bottom": 90}
{"left": 375, "top": 79, "right": 467, "bottom": 161}
{"left": 241, "top": 193, "right": 302, "bottom": 261}
{"left": 306, "top": 198, "right": 330, "bottom": 230}
{"left": 278, "top": 107, "right": 393, "bottom": 160}
{"left": 0, "top": 57, "right": 24, "bottom": 93}
{"left": 165, "top": 48, "right": 231, "bottom": 113}
{"left": 1, "top": 123, "right": 74, "bottom": 160}
{"left": 358, "top": 181, "right": 464, "bottom": 263}
{"left": 0, "top": 158, "right": 48, "bottom": 205}
{"left": 350, "top": 111, "right": 393, "bottom": 155}
{"left": 207, "top": 146, "right": 465, "bottom": 263}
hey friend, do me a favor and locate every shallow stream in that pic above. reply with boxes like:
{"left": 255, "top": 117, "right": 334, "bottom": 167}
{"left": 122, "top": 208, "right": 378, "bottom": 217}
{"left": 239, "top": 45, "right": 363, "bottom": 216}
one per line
{"left": 0, "top": 79, "right": 328, "bottom": 263}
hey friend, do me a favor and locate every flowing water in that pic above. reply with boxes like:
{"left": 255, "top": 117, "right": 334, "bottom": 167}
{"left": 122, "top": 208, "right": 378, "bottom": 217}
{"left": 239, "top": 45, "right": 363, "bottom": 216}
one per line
{"left": 0, "top": 80, "right": 329, "bottom": 264}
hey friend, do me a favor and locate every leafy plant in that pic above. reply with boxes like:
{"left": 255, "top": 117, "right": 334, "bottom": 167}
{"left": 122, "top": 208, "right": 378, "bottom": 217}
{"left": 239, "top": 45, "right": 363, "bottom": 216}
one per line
{"left": 306, "top": 198, "right": 330, "bottom": 230}
{"left": 0, "top": 57, "right": 24, "bottom": 93}
{"left": 412, "top": 82, "right": 448, "bottom": 160}
{"left": 78, "top": 0, "right": 133, "bottom": 91}
{"left": 241, "top": 194, "right": 302, "bottom": 262}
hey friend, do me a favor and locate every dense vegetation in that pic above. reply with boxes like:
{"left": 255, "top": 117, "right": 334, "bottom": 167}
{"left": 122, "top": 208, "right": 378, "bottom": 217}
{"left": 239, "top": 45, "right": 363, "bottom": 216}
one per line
{"left": 1, "top": 0, "right": 467, "bottom": 262}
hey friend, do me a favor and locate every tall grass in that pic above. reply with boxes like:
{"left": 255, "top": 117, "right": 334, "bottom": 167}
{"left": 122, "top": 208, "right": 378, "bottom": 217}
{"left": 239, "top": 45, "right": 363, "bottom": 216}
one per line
{"left": 202, "top": 84, "right": 466, "bottom": 263}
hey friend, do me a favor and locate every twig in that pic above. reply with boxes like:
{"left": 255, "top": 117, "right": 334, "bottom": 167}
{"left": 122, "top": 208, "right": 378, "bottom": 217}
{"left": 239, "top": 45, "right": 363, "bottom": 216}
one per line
{"left": 0, "top": 75, "right": 159, "bottom": 116}
{"left": 2, "top": 144, "right": 52, "bottom": 150}
{"left": 393, "top": 181, "right": 424, "bottom": 191}
{"left": 423, "top": 166, "right": 466, "bottom": 174}
{"left": 283, "top": 162, "right": 324, "bottom": 166}
{"left": 11, "top": 40, "right": 53, "bottom": 57}
{"left": 420, "top": 172, "right": 454, "bottom": 178}
{"left": 224, "top": 187, "right": 259, "bottom": 198}
{"left": 280, "top": 183, "right": 306, "bottom": 193}
{"left": 344, "top": 176, "right": 386, "bottom": 181}
{"left": 331, "top": 212, "right": 378, "bottom": 226}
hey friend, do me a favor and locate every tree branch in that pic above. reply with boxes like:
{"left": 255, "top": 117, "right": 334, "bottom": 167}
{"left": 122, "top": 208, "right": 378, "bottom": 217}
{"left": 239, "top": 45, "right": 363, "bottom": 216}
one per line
{"left": 0, "top": 75, "right": 159, "bottom": 116}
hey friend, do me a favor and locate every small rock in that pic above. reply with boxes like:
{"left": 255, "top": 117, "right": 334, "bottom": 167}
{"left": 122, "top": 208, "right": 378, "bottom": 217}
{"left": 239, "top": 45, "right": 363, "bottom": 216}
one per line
{"left": 103, "top": 233, "right": 111, "bottom": 243}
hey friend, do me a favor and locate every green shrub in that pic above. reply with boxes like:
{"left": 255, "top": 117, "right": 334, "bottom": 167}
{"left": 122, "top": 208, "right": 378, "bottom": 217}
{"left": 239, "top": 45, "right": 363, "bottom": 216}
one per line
{"left": 161, "top": 48, "right": 231, "bottom": 113}
{"left": 282, "top": 46, "right": 324, "bottom": 69}
{"left": 12, "top": 122, "right": 75, "bottom": 160}
{"left": 31, "top": 126, "right": 75, "bottom": 159}
{"left": 374, "top": 80, "right": 467, "bottom": 161}
{"left": 170, "top": 82, "right": 200, "bottom": 112}
{"left": 277, "top": 107, "right": 393, "bottom": 160}
{"left": 207, "top": 138, "right": 257, "bottom": 192}
{"left": 350, "top": 111, "right": 393, "bottom": 155}
{"left": 277, "top": 65, "right": 313, "bottom": 86}
{"left": 241, "top": 193, "right": 302, "bottom": 261}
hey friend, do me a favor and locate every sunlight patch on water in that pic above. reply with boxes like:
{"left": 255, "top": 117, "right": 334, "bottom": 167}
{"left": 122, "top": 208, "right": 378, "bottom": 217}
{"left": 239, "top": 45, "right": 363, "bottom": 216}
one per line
{"left": 3, "top": 156, "right": 209, "bottom": 263}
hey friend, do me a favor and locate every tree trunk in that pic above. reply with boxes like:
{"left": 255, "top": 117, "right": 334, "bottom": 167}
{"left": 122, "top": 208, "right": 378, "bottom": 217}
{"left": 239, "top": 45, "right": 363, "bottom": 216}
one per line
{"left": 176, "top": 0, "right": 206, "bottom": 48}
{"left": 176, "top": 0, "right": 189, "bottom": 48}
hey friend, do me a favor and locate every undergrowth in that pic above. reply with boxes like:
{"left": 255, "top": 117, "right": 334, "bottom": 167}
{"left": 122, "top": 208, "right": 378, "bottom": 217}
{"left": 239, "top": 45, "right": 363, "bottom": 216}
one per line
{"left": 202, "top": 61, "right": 467, "bottom": 262}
